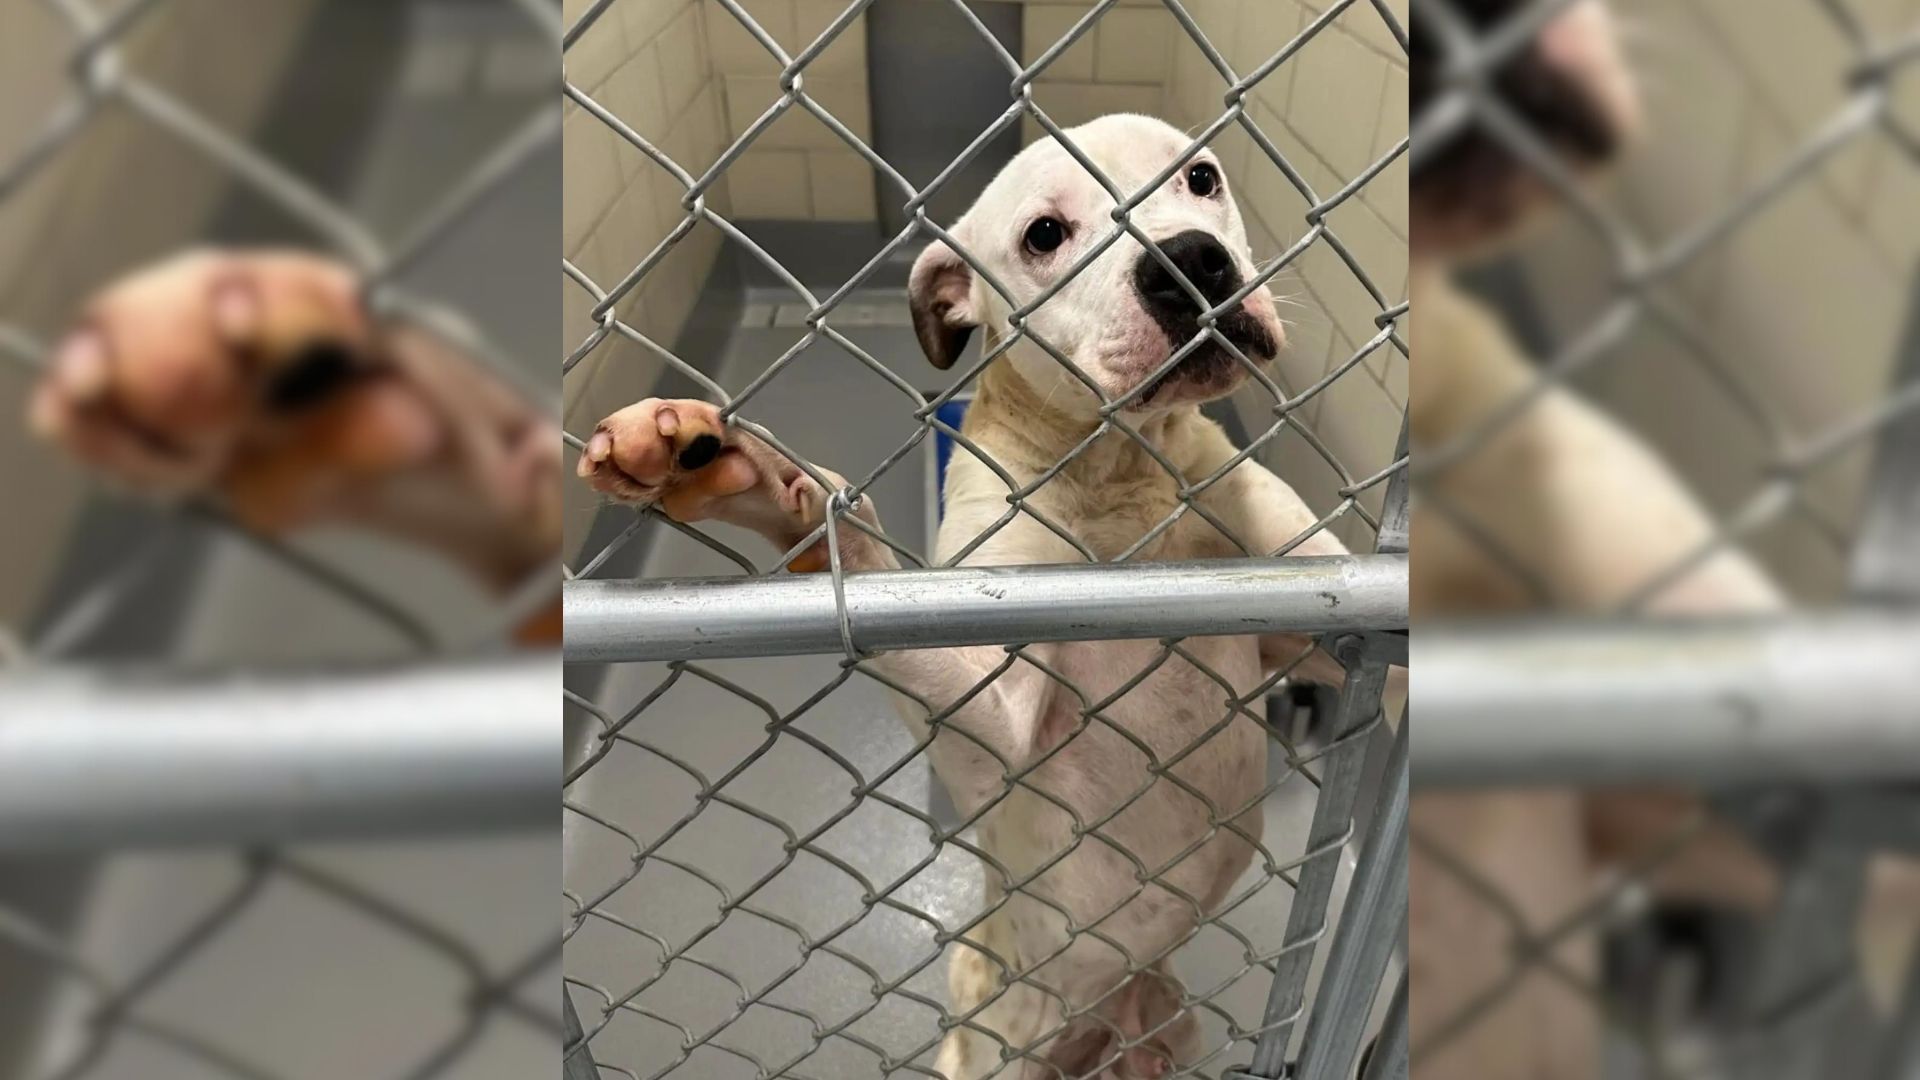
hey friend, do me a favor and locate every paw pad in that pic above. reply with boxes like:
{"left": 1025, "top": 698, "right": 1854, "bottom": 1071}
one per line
{"left": 677, "top": 433, "right": 722, "bottom": 470}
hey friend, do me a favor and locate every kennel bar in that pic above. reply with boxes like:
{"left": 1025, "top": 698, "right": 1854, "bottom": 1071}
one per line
{"left": 1289, "top": 717, "right": 1408, "bottom": 1080}
{"left": 1244, "top": 636, "right": 1395, "bottom": 1079}
{"left": 562, "top": 554, "right": 1410, "bottom": 663}
{"left": 1413, "top": 614, "right": 1920, "bottom": 787}
{"left": 1360, "top": 973, "right": 1409, "bottom": 1080}
{"left": 0, "top": 657, "right": 555, "bottom": 851}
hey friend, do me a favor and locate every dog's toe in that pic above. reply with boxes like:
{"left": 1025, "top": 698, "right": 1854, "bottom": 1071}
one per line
{"left": 580, "top": 398, "right": 769, "bottom": 516}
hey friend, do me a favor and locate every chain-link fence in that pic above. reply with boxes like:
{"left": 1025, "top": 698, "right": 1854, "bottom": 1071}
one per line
{"left": 559, "top": 1, "right": 1410, "bottom": 1077}
{"left": 1410, "top": 0, "right": 1920, "bottom": 1077}
{"left": 0, "top": 2, "right": 561, "bottom": 1077}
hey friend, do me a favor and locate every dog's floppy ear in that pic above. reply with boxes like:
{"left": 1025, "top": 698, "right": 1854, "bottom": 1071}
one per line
{"left": 908, "top": 239, "right": 978, "bottom": 370}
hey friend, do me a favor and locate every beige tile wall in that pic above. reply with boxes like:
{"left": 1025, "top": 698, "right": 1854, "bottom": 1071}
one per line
{"left": 1511, "top": 0, "right": 1920, "bottom": 598}
{"left": 1157, "top": 0, "right": 1409, "bottom": 551}
{"left": 563, "top": 0, "right": 738, "bottom": 552}
{"left": 1019, "top": 1, "right": 1180, "bottom": 146}
{"left": 706, "top": 0, "right": 877, "bottom": 222}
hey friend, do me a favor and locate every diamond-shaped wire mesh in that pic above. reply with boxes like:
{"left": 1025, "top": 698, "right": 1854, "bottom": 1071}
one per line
{"left": 0, "top": 2, "right": 562, "bottom": 1077}
{"left": 1409, "top": 1, "right": 1920, "bottom": 1077}
{"left": 561, "top": 1, "right": 1410, "bottom": 1077}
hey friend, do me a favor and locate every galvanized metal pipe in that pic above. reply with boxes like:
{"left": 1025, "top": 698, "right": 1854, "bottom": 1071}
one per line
{"left": 1360, "top": 972, "right": 1409, "bottom": 1080}
{"left": 564, "top": 554, "right": 1409, "bottom": 663}
{"left": 0, "top": 658, "right": 556, "bottom": 851}
{"left": 563, "top": 994, "right": 601, "bottom": 1080}
{"left": 1414, "top": 615, "right": 1920, "bottom": 787}
{"left": 1249, "top": 638, "right": 1394, "bottom": 1075}
{"left": 1294, "top": 719, "right": 1408, "bottom": 1080}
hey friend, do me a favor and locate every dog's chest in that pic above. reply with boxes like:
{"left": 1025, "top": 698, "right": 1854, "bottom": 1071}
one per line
{"left": 1019, "top": 636, "right": 1269, "bottom": 894}
{"left": 1043, "top": 636, "right": 1263, "bottom": 760}
{"left": 1045, "top": 466, "right": 1246, "bottom": 562}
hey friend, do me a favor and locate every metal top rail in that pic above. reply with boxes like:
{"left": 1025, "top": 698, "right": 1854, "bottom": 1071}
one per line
{"left": 562, "top": 553, "right": 1410, "bottom": 663}
{"left": 0, "top": 657, "right": 556, "bottom": 852}
{"left": 1414, "top": 613, "right": 1920, "bottom": 788}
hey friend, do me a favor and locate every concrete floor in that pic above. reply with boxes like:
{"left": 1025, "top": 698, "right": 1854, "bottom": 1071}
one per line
{"left": 562, "top": 294, "right": 1367, "bottom": 1078}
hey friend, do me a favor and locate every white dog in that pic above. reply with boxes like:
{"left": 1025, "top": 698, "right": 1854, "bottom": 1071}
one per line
{"left": 580, "top": 114, "right": 1376, "bottom": 1078}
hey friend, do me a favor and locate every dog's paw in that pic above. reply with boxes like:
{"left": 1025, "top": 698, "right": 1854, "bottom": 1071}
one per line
{"left": 29, "top": 250, "right": 444, "bottom": 530}
{"left": 578, "top": 396, "right": 825, "bottom": 522}
{"left": 577, "top": 398, "right": 756, "bottom": 514}
{"left": 578, "top": 398, "right": 875, "bottom": 572}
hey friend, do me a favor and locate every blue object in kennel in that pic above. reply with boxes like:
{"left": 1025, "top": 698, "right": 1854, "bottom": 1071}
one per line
{"left": 927, "top": 391, "right": 973, "bottom": 537}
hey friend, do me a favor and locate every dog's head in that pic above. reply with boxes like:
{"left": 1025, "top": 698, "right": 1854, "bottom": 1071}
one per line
{"left": 1412, "top": 0, "right": 1639, "bottom": 258}
{"left": 907, "top": 113, "right": 1283, "bottom": 412}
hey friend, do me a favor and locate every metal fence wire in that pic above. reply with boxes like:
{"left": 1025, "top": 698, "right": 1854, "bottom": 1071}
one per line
{"left": 559, "top": 1, "right": 1411, "bottom": 1079}
{"left": 0, "top": 2, "right": 562, "bottom": 1078}
{"left": 1411, "top": 0, "right": 1920, "bottom": 1078}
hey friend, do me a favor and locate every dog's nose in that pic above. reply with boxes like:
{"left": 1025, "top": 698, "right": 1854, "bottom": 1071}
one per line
{"left": 1133, "top": 230, "right": 1242, "bottom": 316}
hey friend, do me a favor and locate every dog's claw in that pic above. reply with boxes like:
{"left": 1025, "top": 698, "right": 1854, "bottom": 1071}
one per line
{"left": 583, "top": 430, "right": 613, "bottom": 464}
{"left": 578, "top": 398, "right": 740, "bottom": 501}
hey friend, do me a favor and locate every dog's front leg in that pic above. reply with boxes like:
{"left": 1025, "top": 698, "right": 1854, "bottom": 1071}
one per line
{"left": 580, "top": 399, "right": 1056, "bottom": 800}
{"left": 1190, "top": 443, "right": 1362, "bottom": 684}
{"left": 32, "top": 250, "right": 563, "bottom": 593}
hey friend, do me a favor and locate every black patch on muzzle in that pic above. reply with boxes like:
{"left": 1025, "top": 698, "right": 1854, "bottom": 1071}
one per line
{"left": 1411, "top": 0, "right": 1619, "bottom": 216}
{"left": 1131, "top": 230, "right": 1277, "bottom": 394}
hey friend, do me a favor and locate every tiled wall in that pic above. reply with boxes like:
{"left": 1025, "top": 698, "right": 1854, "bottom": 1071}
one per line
{"left": 1159, "top": 0, "right": 1410, "bottom": 552}
{"left": 1509, "top": 0, "right": 1920, "bottom": 598}
{"left": 1019, "top": 0, "right": 1186, "bottom": 147}
{"left": 562, "top": 0, "right": 736, "bottom": 551}
{"left": 707, "top": 0, "right": 876, "bottom": 221}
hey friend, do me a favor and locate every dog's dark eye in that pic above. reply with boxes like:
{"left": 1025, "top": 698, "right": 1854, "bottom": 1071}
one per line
{"left": 1023, "top": 217, "right": 1067, "bottom": 255}
{"left": 1187, "top": 163, "right": 1221, "bottom": 198}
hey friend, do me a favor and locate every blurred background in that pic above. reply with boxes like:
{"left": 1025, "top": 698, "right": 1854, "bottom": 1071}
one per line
{"left": 1484, "top": 0, "right": 1919, "bottom": 602}
{"left": 1410, "top": 1, "right": 1920, "bottom": 1078}
{"left": 560, "top": 0, "right": 1407, "bottom": 1076}
{"left": 0, "top": 2, "right": 558, "bottom": 1078}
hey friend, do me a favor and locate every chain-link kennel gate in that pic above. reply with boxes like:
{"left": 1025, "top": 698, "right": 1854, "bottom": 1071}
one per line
{"left": 1411, "top": 1, "right": 1920, "bottom": 1078}
{"left": 559, "top": 1, "right": 1410, "bottom": 1078}
{"left": 0, "top": 3, "right": 561, "bottom": 1078}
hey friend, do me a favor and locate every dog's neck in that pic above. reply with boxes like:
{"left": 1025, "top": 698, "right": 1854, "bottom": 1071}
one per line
{"left": 970, "top": 348, "right": 1195, "bottom": 482}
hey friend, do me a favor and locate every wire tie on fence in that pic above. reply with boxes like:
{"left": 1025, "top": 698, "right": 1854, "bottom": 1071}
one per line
{"left": 824, "top": 486, "right": 868, "bottom": 660}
